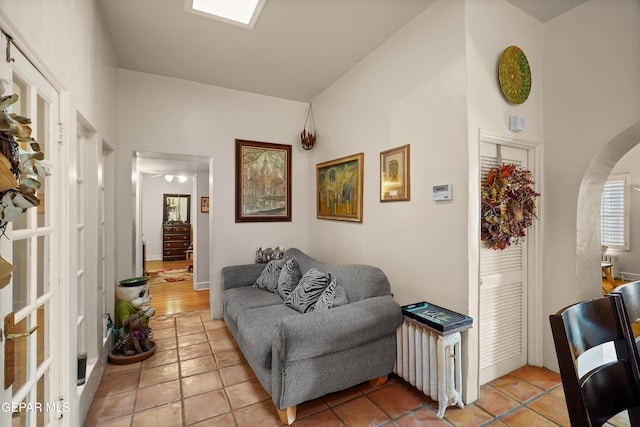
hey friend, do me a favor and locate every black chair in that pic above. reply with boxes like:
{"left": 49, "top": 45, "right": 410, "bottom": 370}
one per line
{"left": 549, "top": 296, "right": 640, "bottom": 426}
{"left": 611, "top": 281, "right": 640, "bottom": 343}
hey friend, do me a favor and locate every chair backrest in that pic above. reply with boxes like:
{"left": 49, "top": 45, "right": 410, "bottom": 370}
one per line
{"left": 549, "top": 296, "right": 640, "bottom": 426}
{"left": 612, "top": 281, "right": 640, "bottom": 341}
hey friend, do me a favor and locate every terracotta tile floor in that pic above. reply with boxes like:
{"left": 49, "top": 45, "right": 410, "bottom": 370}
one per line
{"left": 84, "top": 310, "right": 627, "bottom": 426}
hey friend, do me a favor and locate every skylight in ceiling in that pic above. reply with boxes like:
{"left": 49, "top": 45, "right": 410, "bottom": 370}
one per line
{"left": 186, "top": 0, "right": 266, "bottom": 29}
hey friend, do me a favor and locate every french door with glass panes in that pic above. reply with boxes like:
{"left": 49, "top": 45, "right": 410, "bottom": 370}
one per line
{"left": 0, "top": 35, "right": 63, "bottom": 426}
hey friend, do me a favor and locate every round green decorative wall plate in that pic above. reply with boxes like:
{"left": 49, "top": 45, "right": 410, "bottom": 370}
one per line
{"left": 498, "top": 46, "right": 531, "bottom": 104}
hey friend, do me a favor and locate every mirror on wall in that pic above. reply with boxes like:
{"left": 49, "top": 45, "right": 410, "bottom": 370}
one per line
{"left": 163, "top": 194, "right": 191, "bottom": 223}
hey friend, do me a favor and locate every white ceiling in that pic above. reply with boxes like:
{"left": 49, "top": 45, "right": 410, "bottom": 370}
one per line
{"left": 107, "top": 0, "right": 587, "bottom": 175}
{"left": 97, "top": 0, "right": 587, "bottom": 104}
{"left": 97, "top": 0, "right": 436, "bottom": 103}
{"left": 505, "top": 0, "right": 588, "bottom": 24}
{"left": 136, "top": 152, "right": 209, "bottom": 175}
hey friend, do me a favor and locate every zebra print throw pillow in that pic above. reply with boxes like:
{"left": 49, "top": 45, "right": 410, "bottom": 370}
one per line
{"left": 277, "top": 257, "right": 302, "bottom": 300}
{"left": 313, "top": 279, "right": 349, "bottom": 311}
{"left": 285, "top": 268, "right": 331, "bottom": 313}
{"left": 253, "top": 257, "right": 288, "bottom": 294}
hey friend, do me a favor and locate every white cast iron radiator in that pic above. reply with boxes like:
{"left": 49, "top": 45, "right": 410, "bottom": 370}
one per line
{"left": 394, "top": 319, "right": 463, "bottom": 418}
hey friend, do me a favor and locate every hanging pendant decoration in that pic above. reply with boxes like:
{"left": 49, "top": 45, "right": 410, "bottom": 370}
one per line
{"left": 300, "top": 103, "right": 316, "bottom": 150}
{"left": 481, "top": 163, "right": 540, "bottom": 250}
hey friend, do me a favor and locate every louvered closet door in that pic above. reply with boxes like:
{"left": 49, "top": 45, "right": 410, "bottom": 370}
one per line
{"left": 479, "top": 143, "right": 528, "bottom": 385}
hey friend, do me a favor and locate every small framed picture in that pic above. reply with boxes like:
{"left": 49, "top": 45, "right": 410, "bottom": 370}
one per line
{"left": 201, "top": 196, "right": 210, "bottom": 213}
{"left": 380, "top": 144, "right": 410, "bottom": 202}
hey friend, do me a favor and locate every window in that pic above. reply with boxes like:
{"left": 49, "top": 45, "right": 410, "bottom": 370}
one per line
{"left": 186, "top": 0, "right": 265, "bottom": 28}
{"left": 601, "top": 174, "right": 630, "bottom": 250}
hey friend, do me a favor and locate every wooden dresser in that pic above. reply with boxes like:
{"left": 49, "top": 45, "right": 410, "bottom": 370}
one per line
{"left": 162, "top": 224, "right": 191, "bottom": 261}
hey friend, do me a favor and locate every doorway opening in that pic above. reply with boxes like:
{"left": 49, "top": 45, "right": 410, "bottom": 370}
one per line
{"left": 477, "top": 136, "right": 542, "bottom": 385}
{"left": 576, "top": 122, "right": 640, "bottom": 300}
{"left": 132, "top": 151, "right": 213, "bottom": 314}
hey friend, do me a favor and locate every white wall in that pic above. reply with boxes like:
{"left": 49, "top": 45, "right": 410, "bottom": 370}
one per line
{"left": 310, "top": 0, "right": 477, "bottom": 400}
{"left": 0, "top": 0, "right": 118, "bottom": 143}
{"left": 0, "top": 1, "right": 119, "bottom": 425}
{"left": 117, "top": 70, "right": 310, "bottom": 318}
{"left": 195, "top": 169, "right": 210, "bottom": 288}
{"left": 543, "top": 0, "right": 640, "bottom": 370}
{"left": 309, "top": 0, "right": 548, "bottom": 403}
{"left": 465, "top": 0, "right": 543, "bottom": 141}
{"left": 311, "top": 0, "right": 468, "bottom": 310}
{"left": 465, "top": 0, "right": 544, "bottom": 383}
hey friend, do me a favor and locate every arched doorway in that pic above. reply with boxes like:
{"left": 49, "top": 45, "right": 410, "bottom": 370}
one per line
{"left": 576, "top": 122, "right": 640, "bottom": 300}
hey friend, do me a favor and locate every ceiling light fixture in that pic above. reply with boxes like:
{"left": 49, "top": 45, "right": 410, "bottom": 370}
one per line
{"left": 186, "top": 0, "right": 266, "bottom": 29}
{"left": 164, "top": 175, "right": 174, "bottom": 182}
{"left": 178, "top": 175, "right": 188, "bottom": 183}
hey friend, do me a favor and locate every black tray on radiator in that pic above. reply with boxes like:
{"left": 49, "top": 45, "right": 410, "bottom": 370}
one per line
{"left": 401, "top": 301, "right": 473, "bottom": 333}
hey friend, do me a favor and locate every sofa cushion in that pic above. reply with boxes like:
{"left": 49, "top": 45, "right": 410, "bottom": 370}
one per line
{"left": 284, "top": 248, "right": 392, "bottom": 302}
{"left": 254, "top": 257, "right": 288, "bottom": 293}
{"left": 313, "top": 279, "right": 349, "bottom": 311}
{"left": 285, "top": 268, "right": 331, "bottom": 313}
{"left": 277, "top": 257, "right": 302, "bottom": 300}
{"left": 236, "top": 304, "right": 300, "bottom": 371}
{"left": 224, "top": 287, "right": 283, "bottom": 323}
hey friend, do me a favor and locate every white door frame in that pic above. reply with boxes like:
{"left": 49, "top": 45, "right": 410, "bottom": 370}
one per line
{"left": 0, "top": 31, "right": 67, "bottom": 426}
{"left": 480, "top": 130, "right": 543, "bottom": 365}
{"left": 467, "top": 129, "right": 543, "bottom": 400}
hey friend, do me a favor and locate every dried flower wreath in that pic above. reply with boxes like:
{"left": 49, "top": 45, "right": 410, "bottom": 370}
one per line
{"left": 0, "top": 93, "right": 50, "bottom": 237}
{"left": 481, "top": 163, "right": 539, "bottom": 250}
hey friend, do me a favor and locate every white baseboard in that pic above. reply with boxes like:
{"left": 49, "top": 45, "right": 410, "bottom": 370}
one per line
{"left": 78, "top": 331, "right": 112, "bottom": 424}
{"left": 195, "top": 281, "right": 210, "bottom": 290}
{"left": 621, "top": 271, "right": 640, "bottom": 281}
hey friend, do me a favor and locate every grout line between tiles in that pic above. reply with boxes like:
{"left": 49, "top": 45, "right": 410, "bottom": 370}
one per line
{"left": 91, "top": 310, "right": 566, "bottom": 427}
{"left": 172, "top": 316, "right": 188, "bottom": 427}
{"left": 474, "top": 382, "right": 564, "bottom": 426}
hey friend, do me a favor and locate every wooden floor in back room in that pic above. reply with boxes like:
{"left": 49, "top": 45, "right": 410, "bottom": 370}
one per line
{"left": 146, "top": 259, "right": 210, "bottom": 315}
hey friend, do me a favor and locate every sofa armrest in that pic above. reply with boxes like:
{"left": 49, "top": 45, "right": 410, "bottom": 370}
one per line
{"left": 272, "top": 295, "right": 402, "bottom": 362}
{"left": 221, "top": 264, "right": 265, "bottom": 291}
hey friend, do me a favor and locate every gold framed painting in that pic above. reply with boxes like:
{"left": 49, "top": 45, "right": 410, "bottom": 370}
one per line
{"left": 380, "top": 144, "right": 410, "bottom": 202}
{"left": 235, "top": 139, "right": 292, "bottom": 222}
{"left": 316, "top": 153, "right": 364, "bottom": 223}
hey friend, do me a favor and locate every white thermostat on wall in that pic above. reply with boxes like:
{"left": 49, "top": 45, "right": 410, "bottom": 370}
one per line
{"left": 432, "top": 184, "right": 452, "bottom": 201}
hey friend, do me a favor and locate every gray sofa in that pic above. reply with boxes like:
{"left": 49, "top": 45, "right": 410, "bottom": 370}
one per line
{"left": 221, "top": 248, "right": 402, "bottom": 424}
